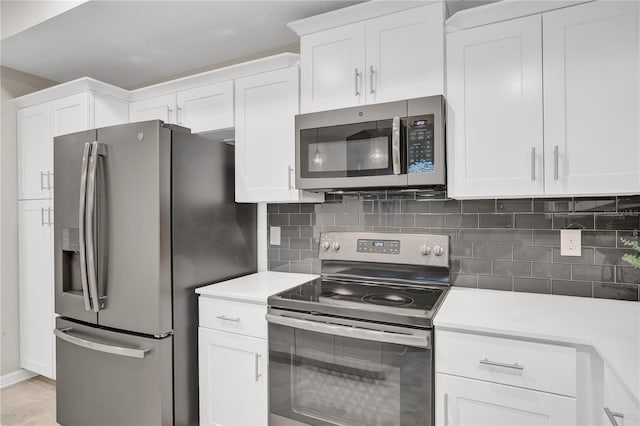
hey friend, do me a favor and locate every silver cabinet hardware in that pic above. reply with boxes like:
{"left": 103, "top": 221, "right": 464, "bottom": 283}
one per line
{"left": 255, "top": 353, "right": 261, "bottom": 381}
{"left": 354, "top": 68, "right": 361, "bottom": 97}
{"left": 41, "top": 207, "right": 47, "bottom": 227}
{"left": 444, "top": 393, "right": 449, "bottom": 426}
{"left": 54, "top": 328, "right": 149, "bottom": 358}
{"left": 479, "top": 358, "right": 524, "bottom": 371}
{"left": 216, "top": 315, "right": 240, "bottom": 322}
{"left": 266, "top": 313, "right": 430, "bottom": 348}
{"left": 168, "top": 107, "right": 174, "bottom": 124}
{"left": 47, "top": 207, "right": 52, "bottom": 226}
{"left": 531, "top": 147, "right": 536, "bottom": 181}
{"left": 604, "top": 407, "right": 623, "bottom": 426}
{"left": 554, "top": 145, "right": 559, "bottom": 181}
{"left": 392, "top": 116, "right": 401, "bottom": 175}
{"left": 177, "top": 106, "right": 183, "bottom": 124}
{"left": 369, "top": 65, "right": 375, "bottom": 94}
{"left": 47, "top": 170, "right": 53, "bottom": 190}
{"left": 40, "top": 171, "right": 46, "bottom": 191}
{"left": 78, "top": 142, "right": 92, "bottom": 311}
{"left": 287, "top": 165, "right": 294, "bottom": 190}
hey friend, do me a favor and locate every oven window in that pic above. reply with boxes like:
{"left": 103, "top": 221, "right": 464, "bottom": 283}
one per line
{"left": 299, "top": 120, "right": 396, "bottom": 178}
{"left": 269, "top": 324, "right": 432, "bottom": 426}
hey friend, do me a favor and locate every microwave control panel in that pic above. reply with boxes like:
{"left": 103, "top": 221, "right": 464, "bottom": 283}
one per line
{"left": 407, "top": 114, "right": 435, "bottom": 174}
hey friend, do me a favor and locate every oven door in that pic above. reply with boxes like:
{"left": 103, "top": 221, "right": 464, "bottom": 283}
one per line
{"left": 267, "top": 313, "right": 432, "bottom": 426}
{"left": 295, "top": 102, "right": 408, "bottom": 190}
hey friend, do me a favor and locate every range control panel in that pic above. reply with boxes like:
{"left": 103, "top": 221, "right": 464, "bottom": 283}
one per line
{"left": 319, "top": 231, "right": 450, "bottom": 267}
{"left": 357, "top": 239, "right": 400, "bottom": 254}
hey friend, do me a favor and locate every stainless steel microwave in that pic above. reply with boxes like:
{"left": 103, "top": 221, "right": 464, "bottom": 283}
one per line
{"left": 295, "top": 96, "right": 445, "bottom": 191}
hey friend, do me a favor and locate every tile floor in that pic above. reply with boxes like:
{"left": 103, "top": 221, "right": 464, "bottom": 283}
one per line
{"left": 1, "top": 376, "right": 57, "bottom": 425}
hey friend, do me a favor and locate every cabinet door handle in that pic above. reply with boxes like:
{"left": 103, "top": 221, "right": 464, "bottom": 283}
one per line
{"left": 554, "top": 145, "right": 559, "bottom": 181}
{"left": 216, "top": 315, "right": 240, "bottom": 322}
{"left": 369, "top": 65, "right": 375, "bottom": 94}
{"left": 530, "top": 147, "right": 536, "bottom": 181}
{"left": 47, "top": 170, "right": 53, "bottom": 190}
{"left": 479, "top": 358, "right": 524, "bottom": 371}
{"left": 354, "top": 68, "right": 361, "bottom": 97}
{"left": 443, "top": 392, "right": 449, "bottom": 426}
{"left": 167, "top": 107, "right": 173, "bottom": 124}
{"left": 176, "top": 106, "right": 182, "bottom": 124}
{"left": 47, "top": 207, "right": 53, "bottom": 226}
{"left": 255, "top": 353, "right": 262, "bottom": 381}
{"left": 40, "top": 171, "right": 46, "bottom": 191}
{"left": 604, "top": 407, "right": 623, "bottom": 426}
{"left": 41, "top": 207, "right": 47, "bottom": 227}
{"left": 288, "top": 165, "right": 294, "bottom": 190}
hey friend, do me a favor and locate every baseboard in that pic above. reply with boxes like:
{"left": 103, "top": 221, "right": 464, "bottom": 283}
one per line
{"left": 0, "top": 369, "right": 37, "bottom": 389}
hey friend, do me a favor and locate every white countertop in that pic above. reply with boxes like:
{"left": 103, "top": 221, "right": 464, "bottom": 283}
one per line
{"left": 435, "top": 287, "right": 640, "bottom": 399}
{"left": 195, "top": 271, "right": 319, "bottom": 305}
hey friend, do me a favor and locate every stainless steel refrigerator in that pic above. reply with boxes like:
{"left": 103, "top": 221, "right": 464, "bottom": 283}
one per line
{"left": 53, "top": 121, "right": 257, "bottom": 426}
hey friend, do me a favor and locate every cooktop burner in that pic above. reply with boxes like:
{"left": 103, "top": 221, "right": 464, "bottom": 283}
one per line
{"left": 362, "top": 293, "right": 414, "bottom": 306}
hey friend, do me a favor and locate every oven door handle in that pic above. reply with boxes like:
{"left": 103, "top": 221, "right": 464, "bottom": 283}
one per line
{"left": 266, "top": 313, "right": 430, "bottom": 349}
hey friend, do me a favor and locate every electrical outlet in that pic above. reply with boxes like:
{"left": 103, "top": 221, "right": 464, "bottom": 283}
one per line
{"left": 560, "top": 229, "right": 582, "bottom": 256}
{"left": 269, "top": 226, "right": 281, "bottom": 246}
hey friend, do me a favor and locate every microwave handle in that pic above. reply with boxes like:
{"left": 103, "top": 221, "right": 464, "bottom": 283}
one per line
{"left": 392, "top": 116, "right": 401, "bottom": 175}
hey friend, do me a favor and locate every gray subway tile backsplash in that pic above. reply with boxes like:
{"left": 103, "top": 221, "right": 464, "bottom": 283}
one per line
{"left": 267, "top": 195, "right": 640, "bottom": 302}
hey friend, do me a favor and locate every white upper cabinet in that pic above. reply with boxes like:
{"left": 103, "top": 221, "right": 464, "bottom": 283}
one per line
{"left": 129, "top": 93, "right": 177, "bottom": 125}
{"left": 543, "top": 1, "right": 640, "bottom": 196}
{"left": 446, "top": 0, "right": 639, "bottom": 198}
{"left": 17, "top": 103, "right": 52, "bottom": 200}
{"left": 176, "top": 81, "right": 234, "bottom": 133}
{"left": 49, "top": 92, "right": 90, "bottom": 137}
{"left": 294, "top": 2, "right": 445, "bottom": 113}
{"left": 300, "top": 23, "right": 366, "bottom": 113}
{"left": 365, "top": 3, "right": 444, "bottom": 104}
{"left": 235, "top": 67, "right": 323, "bottom": 203}
{"left": 446, "top": 15, "right": 544, "bottom": 199}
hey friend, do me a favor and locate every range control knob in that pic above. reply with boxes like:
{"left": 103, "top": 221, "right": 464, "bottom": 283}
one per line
{"left": 419, "top": 244, "right": 431, "bottom": 256}
{"left": 321, "top": 241, "right": 330, "bottom": 251}
{"left": 331, "top": 242, "right": 341, "bottom": 251}
{"left": 433, "top": 245, "right": 445, "bottom": 256}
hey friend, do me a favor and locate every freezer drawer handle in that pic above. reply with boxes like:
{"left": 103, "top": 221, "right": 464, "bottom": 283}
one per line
{"left": 54, "top": 328, "right": 150, "bottom": 359}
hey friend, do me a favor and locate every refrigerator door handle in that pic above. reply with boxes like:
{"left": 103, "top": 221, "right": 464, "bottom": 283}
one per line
{"left": 86, "top": 141, "right": 106, "bottom": 313}
{"left": 78, "top": 142, "right": 93, "bottom": 311}
{"left": 54, "top": 328, "right": 150, "bottom": 358}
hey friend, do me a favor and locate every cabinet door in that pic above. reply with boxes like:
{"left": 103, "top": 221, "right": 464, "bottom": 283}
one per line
{"left": 129, "top": 93, "right": 177, "bottom": 124}
{"left": 602, "top": 363, "right": 640, "bottom": 426}
{"left": 446, "top": 15, "right": 544, "bottom": 198}
{"left": 365, "top": 3, "right": 444, "bottom": 104}
{"left": 198, "top": 327, "right": 267, "bottom": 426}
{"left": 176, "top": 81, "right": 234, "bottom": 133}
{"left": 235, "top": 67, "right": 321, "bottom": 203}
{"left": 49, "top": 92, "right": 91, "bottom": 137}
{"left": 543, "top": 1, "right": 640, "bottom": 196}
{"left": 300, "top": 22, "right": 365, "bottom": 113}
{"left": 436, "top": 374, "right": 576, "bottom": 426}
{"left": 18, "top": 199, "right": 55, "bottom": 379}
{"left": 17, "top": 103, "right": 51, "bottom": 200}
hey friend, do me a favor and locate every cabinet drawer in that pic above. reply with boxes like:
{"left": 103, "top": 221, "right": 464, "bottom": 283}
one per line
{"left": 436, "top": 329, "right": 576, "bottom": 397}
{"left": 199, "top": 297, "right": 267, "bottom": 339}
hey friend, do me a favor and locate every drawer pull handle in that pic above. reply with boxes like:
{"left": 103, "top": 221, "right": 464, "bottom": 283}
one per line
{"left": 216, "top": 315, "right": 240, "bottom": 322}
{"left": 604, "top": 407, "right": 623, "bottom": 426}
{"left": 479, "top": 358, "right": 524, "bottom": 371}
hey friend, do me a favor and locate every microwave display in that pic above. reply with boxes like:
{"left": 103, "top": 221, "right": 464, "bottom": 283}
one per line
{"left": 407, "top": 114, "right": 435, "bottom": 174}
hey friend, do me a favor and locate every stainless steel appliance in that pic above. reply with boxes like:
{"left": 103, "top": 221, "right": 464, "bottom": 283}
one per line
{"left": 295, "top": 96, "right": 445, "bottom": 191}
{"left": 267, "top": 232, "right": 450, "bottom": 426}
{"left": 53, "top": 121, "right": 257, "bottom": 426}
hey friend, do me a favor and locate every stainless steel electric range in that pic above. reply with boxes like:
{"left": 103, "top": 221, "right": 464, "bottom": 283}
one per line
{"left": 267, "top": 232, "right": 450, "bottom": 426}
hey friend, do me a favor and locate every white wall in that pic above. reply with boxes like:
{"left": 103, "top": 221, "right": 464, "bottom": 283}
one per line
{"left": 0, "top": 66, "right": 57, "bottom": 376}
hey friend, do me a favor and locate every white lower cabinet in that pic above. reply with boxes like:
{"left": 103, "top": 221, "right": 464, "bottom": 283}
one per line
{"left": 18, "top": 199, "right": 55, "bottom": 379}
{"left": 436, "top": 374, "right": 576, "bottom": 426}
{"left": 198, "top": 328, "right": 268, "bottom": 426}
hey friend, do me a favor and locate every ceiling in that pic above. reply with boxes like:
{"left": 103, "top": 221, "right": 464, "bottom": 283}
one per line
{"left": 0, "top": 0, "right": 363, "bottom": 89}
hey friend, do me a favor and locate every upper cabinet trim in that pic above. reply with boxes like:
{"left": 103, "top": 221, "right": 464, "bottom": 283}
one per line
{"left": 129, "top": 53, "right": 300, "bottom": 102}
{"left": 288, "top": 1, "right": 440, "bottom": 36}
{"left": 12, "top": 77, "right": 130, "bottom": 109}
{"left": 445, "top": 0, "right": 593, "bottom": 33}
